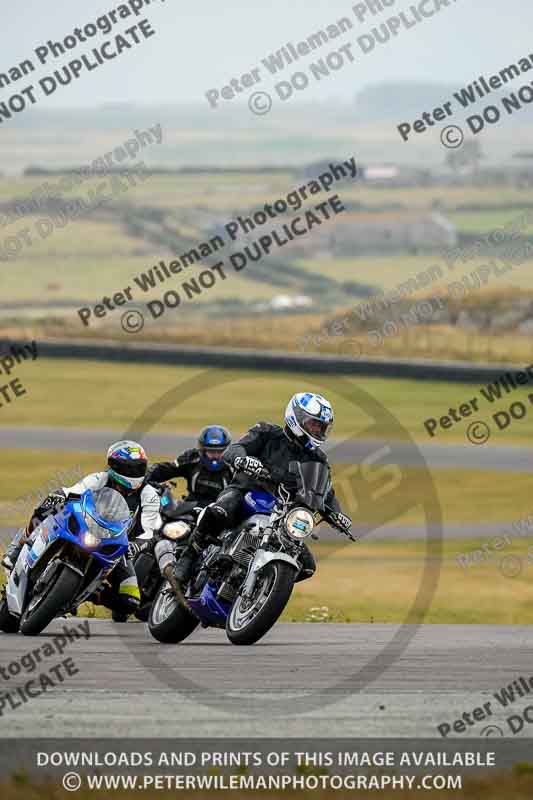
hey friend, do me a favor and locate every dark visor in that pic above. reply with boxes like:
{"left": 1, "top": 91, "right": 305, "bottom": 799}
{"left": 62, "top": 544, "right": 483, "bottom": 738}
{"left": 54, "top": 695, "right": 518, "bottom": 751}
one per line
{"left": 110, "top": 459, "right": 147, "bottom": 478}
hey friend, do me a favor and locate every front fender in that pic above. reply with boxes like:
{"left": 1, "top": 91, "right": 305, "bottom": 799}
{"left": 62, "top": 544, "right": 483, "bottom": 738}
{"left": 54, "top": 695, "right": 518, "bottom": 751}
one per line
{"left": 252, "top": 549, "right": 300, "bottom": 573}
{"left": 242, "top": 549, "right": 300, "bottom": 598}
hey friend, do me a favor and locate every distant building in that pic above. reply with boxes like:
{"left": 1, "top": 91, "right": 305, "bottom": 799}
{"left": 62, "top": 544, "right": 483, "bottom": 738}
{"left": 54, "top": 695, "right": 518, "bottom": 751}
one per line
{"left": 360, "top": 164, "right": 432, "bottom": 187}
{"left": 313, "top": 211, "right": 457, "bottom": 255}
{"left": 253, "top": 295, "right": 313, "bottom": 313}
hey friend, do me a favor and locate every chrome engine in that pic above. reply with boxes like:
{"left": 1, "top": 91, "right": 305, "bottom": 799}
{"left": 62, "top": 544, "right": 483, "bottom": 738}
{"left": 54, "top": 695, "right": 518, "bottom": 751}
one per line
{"left": 216, "top": 515, "right": 265, "bottom": 602}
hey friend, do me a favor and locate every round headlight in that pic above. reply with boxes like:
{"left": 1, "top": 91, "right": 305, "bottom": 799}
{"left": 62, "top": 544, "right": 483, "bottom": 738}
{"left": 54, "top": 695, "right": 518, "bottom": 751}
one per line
{"left": 285, "top": 508, "right": 315, "bottom": 540}
{"left": 163, "top": 521, "right": 191, "bottom": 541}
{"left": 83, "top": 532, "right": 99, "bottom": 548}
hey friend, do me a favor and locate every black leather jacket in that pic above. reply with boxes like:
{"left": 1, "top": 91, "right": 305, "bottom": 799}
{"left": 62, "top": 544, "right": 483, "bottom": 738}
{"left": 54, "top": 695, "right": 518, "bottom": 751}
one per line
{"left": 147, "top": 456, "right": 232, "bottom": 506}
{"left": 223, "top": 422, "right": 341, "bottom": 511}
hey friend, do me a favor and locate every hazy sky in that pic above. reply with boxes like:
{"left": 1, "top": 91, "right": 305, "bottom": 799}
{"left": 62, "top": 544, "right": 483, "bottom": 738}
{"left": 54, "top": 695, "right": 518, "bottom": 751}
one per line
{"left": 1, "top": 0, "right": 532, "bottom": 109}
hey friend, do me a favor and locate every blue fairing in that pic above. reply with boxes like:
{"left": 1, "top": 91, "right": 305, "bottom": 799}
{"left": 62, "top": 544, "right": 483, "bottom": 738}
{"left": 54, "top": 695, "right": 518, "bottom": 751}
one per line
{"left": 27, "top": 490, "right": 130, "bottom": 573}
{"left": 241, "top": 490, "right": 276, "bottom": 520}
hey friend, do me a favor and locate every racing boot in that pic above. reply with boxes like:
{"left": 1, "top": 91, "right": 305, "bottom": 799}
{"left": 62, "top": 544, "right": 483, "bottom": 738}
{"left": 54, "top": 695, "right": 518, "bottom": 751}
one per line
{"left": 1, "top": 528, "right": 29, "bottom": 571}
{"left": 173, "top": 539, "right": 202, "bottom": 585}
{"left": 173, "top": 503, "right": 228, "bottom": 585}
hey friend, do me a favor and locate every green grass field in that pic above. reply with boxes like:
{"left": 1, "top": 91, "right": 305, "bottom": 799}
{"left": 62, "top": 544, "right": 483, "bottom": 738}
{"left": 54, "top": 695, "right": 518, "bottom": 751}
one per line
{"left": 450, "top": 209, "right": 533, "bottom": 235}
{"left": 3, "top": 173, "right": 533, "bottom": 314}
{"left": 298, "top": 252, "right": 533, "bottom": 293}
{"left": 2, "top": 358, "right": 533, "bottom": 444}
{"left": 284, "top": 538, "right": 533, "bottom": 625}
{"left": 2, "top": 173, "right": 532, "bottom": 211}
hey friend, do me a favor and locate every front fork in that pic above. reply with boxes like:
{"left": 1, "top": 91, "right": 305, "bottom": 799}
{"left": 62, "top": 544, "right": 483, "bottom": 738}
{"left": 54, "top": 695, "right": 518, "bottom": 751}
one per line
{"left": 241, "top": 532, "right": 301, "bottom": 599}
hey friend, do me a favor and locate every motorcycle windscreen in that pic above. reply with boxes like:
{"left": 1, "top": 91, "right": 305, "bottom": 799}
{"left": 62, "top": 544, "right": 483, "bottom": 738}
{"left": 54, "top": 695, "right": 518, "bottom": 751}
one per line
{"left": 83, "top": 488, "right": 132, "bottom": 539}
{"left": 291, "top": 461, "right": 330, "bottom": 511}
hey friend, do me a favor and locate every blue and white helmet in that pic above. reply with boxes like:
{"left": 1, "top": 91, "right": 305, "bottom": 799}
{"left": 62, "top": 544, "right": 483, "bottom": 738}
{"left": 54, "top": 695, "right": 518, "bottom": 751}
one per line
{"left": 284, "top": 392, "right": 334, "bottom": 450}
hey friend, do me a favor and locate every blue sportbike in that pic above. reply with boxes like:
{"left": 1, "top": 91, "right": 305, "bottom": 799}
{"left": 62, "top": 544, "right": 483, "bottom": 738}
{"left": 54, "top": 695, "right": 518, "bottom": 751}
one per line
{"left": 0, "top": 488, "right": 131, "bottom": 636}
{"left": 148, "top": 462, "right": 355, "bottom": 646}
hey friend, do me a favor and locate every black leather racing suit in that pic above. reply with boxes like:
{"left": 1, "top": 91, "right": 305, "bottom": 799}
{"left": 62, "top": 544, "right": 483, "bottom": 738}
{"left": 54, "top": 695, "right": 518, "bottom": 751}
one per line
{"left": 192, "top": 422, "right": 343, "bottom": 581}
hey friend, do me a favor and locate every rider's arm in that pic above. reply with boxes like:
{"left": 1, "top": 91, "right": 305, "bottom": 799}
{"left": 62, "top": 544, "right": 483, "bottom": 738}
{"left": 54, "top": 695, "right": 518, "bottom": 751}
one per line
{"left": 325, "top": 475, "right": 353, "bottom": 533}
{"left": 27, "top": 473, "right": 106, "bottom": 530}
{"left": 61, "top": 472, "right": 107, "bottom": 496}
{"left": 147, "top": 461, "right": 187, "bottom": 483}
{"left": 223, "top": 422, "right": 272, "bottom": 466}
{"left": 137, "top": 484, "right": 161, "bottom": 541}
{"left": 325, "top": 484, "right": 342, "bottom": 513}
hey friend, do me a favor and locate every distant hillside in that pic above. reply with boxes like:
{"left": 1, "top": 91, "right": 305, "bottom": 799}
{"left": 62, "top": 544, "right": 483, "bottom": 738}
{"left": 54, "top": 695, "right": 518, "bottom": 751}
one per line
{"left": 355, "top": 79, "right": 533, "bottom": 123}
{"left": 0, "top": 98, "right": 530, "bottom": 175}
{"left": 354, "top": 81, "right": 457, "bottom": 120}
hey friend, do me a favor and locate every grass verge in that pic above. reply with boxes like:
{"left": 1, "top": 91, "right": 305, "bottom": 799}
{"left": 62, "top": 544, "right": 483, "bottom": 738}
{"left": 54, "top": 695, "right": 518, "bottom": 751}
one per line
{"left": 284, "top": 539, "right": 533, "bottom": 625}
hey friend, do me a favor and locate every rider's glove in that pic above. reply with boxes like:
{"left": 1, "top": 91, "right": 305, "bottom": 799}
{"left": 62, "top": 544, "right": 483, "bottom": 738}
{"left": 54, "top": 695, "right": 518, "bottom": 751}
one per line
{"left": 177, "top": 448, "right": 201, "bottom": 466}
{"left": 36, "top": 490, "right": 66, "bottom": 519}
{"left": 128, "top": 540, "right": 150, "bottom": 560}
{"left": 330, "top": 511, "right": 353, "bottom": 534}
{"left": 234, "top": 456, "right": 264, "bottom": 478}
{"left": 40, "top": 491, "right": 66, "bottom": 510}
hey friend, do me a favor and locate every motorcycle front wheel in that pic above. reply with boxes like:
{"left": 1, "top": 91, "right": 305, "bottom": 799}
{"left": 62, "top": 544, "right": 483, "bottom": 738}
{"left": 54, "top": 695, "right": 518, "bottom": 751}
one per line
{"left": 226, "top": 562, "right": 296, "bottom": 646}
{"left": 20, "top": 564, "right": 81, "bottom": 636}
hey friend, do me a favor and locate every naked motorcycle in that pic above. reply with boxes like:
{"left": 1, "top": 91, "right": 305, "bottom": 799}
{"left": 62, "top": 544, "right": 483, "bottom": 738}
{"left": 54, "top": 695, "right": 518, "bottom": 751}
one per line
{"left": 148, "top": 461, "right": 355, "bottom": 646}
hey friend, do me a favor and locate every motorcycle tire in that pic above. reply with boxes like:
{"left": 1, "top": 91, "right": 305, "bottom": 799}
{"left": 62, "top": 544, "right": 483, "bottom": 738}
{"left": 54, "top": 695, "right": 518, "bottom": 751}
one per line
{"left": 20, "top": 565, "right": 82, "bottom": 636}
{"left": 226, "top": 562, "right": 296, "bottom": 646}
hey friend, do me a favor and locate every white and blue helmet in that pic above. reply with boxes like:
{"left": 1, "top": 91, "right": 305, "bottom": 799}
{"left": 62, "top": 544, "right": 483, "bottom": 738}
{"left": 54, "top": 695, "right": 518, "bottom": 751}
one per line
{"left": 284, "top": 392, "right": 334, "bottom": 450}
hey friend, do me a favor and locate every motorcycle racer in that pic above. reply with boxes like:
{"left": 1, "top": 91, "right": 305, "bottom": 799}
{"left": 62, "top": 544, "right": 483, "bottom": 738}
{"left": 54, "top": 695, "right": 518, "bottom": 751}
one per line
{"left": 1, "top": 441, "right": 159, "bottom": 622}
{"left": 147, "top": 425, "right": 233, "bottom": 513}
{"left": 173, "top": 393, "right": 352, "bottom": 584}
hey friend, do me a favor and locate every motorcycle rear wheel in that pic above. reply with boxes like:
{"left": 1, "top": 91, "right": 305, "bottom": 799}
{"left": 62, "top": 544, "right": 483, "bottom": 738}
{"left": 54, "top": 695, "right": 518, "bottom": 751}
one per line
{"left": 226, "top": 562, "right": 296, "bottom": 646}
{"left": 20, "top": 565, "right": 81, "bottom": 636}
{"left": 148, "top": 582, "right": 199, "bottom": 644}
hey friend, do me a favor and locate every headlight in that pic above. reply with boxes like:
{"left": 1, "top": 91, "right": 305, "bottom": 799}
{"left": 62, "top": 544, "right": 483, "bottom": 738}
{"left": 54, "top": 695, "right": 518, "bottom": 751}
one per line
{"left": 163, "top": 521, "right": 191, "bottom": 541}
{"left": 83, "top": 532, "right": 99, "bottom": 548}
{"left": 285, "top": 508, "right": 315, "bottom": 540}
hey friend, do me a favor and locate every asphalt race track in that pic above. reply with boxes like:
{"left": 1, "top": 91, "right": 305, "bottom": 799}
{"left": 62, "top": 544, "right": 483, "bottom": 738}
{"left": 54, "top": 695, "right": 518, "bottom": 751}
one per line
{"left": 1, "top": 425, "right": 531, "bottom": 472}
{"left": 0, "top": 619, "right": 530, "bottom": 738}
